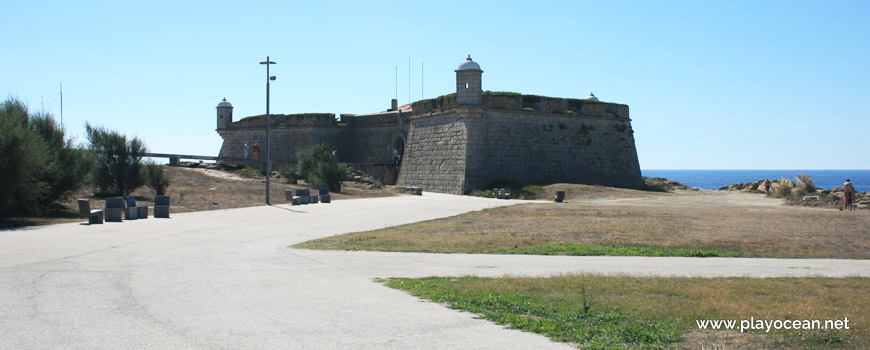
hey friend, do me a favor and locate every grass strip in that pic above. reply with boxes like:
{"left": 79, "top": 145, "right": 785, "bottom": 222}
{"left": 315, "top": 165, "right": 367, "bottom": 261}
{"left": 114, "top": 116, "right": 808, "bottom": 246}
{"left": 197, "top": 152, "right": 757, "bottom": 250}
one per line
{"left": 497, "top": 242, "right": 736, "bottom": 257}
{"left": 384, "top": 275, "right": 868, "bottom": 349}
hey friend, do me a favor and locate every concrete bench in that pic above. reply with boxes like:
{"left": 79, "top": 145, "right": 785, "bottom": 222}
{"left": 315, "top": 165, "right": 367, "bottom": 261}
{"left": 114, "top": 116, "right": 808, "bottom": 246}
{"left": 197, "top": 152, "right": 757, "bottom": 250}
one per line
{"left": 291, "top": 196, "right": 302, "bottom": 205}
{"left": 285, "top": 190, "right": 294, "bottom": 201}
{"left": 318, "top": 188, "right": 331, "bottom": 203}
{"left": 296, "top": 189, "right": 310, "bottom": 205}
{"left": 124, "top": 197, "right": 138, "bottom": 220}
{"left": 554, "top": 190, "right": 566, "bottom": 203}
{"left": 77, "top": 199, "right": 103, "bottom": 224}
{"left": 105, "top": 197, "right": 125, "bottom": 222}
{"left": 154, "top": 195, "right": 170, "bottom": 218}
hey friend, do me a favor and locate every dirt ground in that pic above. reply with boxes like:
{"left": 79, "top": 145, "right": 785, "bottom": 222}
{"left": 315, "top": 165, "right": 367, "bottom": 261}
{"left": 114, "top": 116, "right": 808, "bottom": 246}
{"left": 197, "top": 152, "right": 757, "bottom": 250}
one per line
{"left": 299, "top": 184, "right": 870, "bottom": 259}
{"left": 1, "top": 166, "right": 401, "bottom": 227}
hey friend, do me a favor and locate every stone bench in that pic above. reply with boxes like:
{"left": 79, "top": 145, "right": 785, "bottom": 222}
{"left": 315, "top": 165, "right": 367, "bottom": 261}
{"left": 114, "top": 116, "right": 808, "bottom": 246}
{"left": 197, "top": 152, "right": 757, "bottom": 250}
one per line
{"left": 105, "top": 197, "right": 125, "bottom": 222}
{"left": 296, "top": 189, "right": 310, "bottom": 205}
{"left": 319, "top": 189, "right": 331, "bottom": 204}
{"left": 154, "top": 195, "right": 170, "bottom": 218}
{"left": 554, "top": 190, "right": 566, "bottom": 203}
{"left": 77, "top": 199, "right": 103, "bottom": 225}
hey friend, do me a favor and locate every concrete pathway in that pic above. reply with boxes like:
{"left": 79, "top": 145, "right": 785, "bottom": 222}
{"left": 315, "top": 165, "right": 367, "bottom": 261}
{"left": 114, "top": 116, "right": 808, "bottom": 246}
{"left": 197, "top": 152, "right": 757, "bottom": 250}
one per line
{"left": 1, "top": 193, "right": 868, "bottom": 349}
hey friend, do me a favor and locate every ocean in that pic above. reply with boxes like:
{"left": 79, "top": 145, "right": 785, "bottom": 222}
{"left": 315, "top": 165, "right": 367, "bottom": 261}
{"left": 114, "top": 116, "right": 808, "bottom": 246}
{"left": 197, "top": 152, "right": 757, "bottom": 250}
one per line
{"left": 641, "top": 170, "right": 870, "bottom": 192}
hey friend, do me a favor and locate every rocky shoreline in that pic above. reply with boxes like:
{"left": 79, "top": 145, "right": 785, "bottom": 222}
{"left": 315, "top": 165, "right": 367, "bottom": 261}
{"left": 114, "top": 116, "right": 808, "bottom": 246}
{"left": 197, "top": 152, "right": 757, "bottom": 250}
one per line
{"left": 717, "top": 179, "right": 868, "bottom": 208}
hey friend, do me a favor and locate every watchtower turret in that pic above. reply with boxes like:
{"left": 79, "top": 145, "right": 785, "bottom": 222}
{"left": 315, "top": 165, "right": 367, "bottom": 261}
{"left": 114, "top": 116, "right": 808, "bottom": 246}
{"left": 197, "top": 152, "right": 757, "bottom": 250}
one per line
{"left": 455, "top": 55, "right": 483, "bottom": 106}
{"left": 216, "top": 98, "right": 233, "bottom": 129}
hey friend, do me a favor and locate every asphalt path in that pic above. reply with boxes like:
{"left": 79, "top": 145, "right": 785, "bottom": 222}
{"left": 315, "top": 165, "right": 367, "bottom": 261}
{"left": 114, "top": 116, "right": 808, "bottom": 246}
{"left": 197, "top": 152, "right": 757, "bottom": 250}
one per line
{"left": 1, "top": 193, "right": 868, "bottom": 349}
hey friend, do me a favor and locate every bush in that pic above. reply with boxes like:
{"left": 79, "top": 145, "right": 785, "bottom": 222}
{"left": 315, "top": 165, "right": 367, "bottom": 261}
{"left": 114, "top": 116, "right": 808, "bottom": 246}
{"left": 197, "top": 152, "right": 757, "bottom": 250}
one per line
{"left": 297, "top": 144, "right": 346, "bottom": 192}
{"left": 86, "top": 123, "right": 147, "bottom": 196}
{"left": 773, "top": 177, "right": 794, "bottom": 198}
{"left": 795, "top": 174, "right": 817, "bottom": 193}
{"left": 520, "top": 185, "right": 545, "bottom": 199}
{"left": 0, "top": 98, "right": 93, "bottom": 215}
{"left": 278, "top": 166, "right": 298, "bottom": 184}
{"left": 143, "top": 162, "right": 170, "bottom": 195}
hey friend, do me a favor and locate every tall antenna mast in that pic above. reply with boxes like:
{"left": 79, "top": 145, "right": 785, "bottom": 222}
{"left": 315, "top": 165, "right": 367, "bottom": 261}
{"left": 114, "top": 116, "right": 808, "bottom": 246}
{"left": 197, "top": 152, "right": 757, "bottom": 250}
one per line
{"left": 421, "top": 62, "right": 424, "bottom": 100}
{"left": 395, "top": 66, "right": 398, "bottom": 102}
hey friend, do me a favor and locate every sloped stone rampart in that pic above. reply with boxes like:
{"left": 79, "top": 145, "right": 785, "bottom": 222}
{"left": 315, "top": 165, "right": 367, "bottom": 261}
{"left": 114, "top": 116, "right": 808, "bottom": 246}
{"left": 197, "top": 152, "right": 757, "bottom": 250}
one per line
{"left": 396, "top": 112, "right": 468, "bottom": 194}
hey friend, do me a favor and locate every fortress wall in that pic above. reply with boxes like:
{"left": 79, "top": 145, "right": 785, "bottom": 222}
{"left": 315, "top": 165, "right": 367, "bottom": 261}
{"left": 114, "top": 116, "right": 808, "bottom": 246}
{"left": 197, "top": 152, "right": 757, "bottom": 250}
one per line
{"left": 396, "top": 112, "right": 468, "bottom": 194}
{"left": 346, "top": 124, "right": 408, "bottom": 164}
{"left": 346, "top": 111, "right": 407, "bottom": 127}
{"left": 479, "top": 94, "right": 629, "bottom": 118}
{"left": 217, "top": 126, "right": 350, "bottom": 164}
{"left": 233, "top": 113, "right": 335, "bottom": 128}
{"left": 342, "top": 112, "right": 409, "bottom": 164}
{"left": 463, "top": 109, "right": 643, "bottom": 191}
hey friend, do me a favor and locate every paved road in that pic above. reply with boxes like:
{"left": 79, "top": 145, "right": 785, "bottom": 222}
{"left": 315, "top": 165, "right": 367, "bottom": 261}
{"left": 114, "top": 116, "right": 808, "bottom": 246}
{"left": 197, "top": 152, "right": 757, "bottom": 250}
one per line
{"left": 2, "top": 193, "right": 868, "bottom": 349}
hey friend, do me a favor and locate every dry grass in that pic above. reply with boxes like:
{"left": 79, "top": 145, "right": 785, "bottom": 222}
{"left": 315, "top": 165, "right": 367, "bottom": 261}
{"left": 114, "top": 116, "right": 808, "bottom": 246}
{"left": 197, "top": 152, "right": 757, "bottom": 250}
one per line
{"left": 297, "top": 189, "right": 870, "bottom": 258}
{"left": 386, "top": 275, "right": 870, "bottom": 349}
{"left": 1, "top": 166, "right": 398, "bottom": 228}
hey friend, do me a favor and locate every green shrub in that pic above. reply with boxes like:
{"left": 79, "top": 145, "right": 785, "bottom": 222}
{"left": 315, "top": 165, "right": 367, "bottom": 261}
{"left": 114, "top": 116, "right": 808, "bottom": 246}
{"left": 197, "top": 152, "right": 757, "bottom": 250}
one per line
{"left": 143, "top": 162, "right": 170, "bottom": 195}
{"left": 231, "top": 166, "right": 259, "bottom": 174}
{"left": 86, "top": 123, "right": 147, "bottom": 196}
{"left": 774, "top": 178, "right": 794, "bottom": 198}
{"left": 278, "top": 166, "right": 298, "bottom": 184}
{"left": 483, "top": 91, "right": 521, "bottom": 97}
{"left": 0, "top": 98, "right": 93, "bottom": 215}
{"left": 520, "top": 185, "right": 545, "bottom": 199}
{"left": 297, "top": 144, "right": 346, "bottom": 192}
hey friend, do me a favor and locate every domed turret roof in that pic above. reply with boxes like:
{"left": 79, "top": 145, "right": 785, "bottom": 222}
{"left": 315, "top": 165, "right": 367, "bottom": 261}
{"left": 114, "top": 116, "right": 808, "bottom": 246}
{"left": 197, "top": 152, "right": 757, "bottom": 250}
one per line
{"left": 457, "top": 55, "right": 481, "bottom": 71}
{"left": 584, "top": 92, "right": 599, "bottom": 101}
{"left": 216, "top": 98, "right": 233, "bottom": 108}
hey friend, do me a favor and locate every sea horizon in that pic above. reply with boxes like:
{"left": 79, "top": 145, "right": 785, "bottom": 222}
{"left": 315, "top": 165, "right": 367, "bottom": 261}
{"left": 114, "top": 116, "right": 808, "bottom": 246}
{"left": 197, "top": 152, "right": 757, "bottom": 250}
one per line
{"left": 640, "top": 169, "right": 870, "bottom": 192}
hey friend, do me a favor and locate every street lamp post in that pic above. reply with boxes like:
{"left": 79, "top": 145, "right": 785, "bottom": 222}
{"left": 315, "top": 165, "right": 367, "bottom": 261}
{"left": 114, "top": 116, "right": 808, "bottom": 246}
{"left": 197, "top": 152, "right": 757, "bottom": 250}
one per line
{"left": 260, "top": 56, "right": 276, "bottom": 205}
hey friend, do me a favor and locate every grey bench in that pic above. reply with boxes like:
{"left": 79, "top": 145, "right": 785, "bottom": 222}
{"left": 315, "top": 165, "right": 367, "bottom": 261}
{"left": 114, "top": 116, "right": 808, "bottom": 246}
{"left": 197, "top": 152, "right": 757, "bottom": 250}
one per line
{"left": 105, "top": 197, "right": 125, "bottom": 222}
{"left": 124, "top": 197, "right": 139, "bottom": 220}
{"left": 77, "top": 199, "right": 103, "bottom": 224}
{"left": 154, "top": 195, "right": 170, "bottom": 218}
{"left": 554, "top": 190, "right": 566, "bottom": 203}
{"left": 296, "top": 189, "right": 310, "bottom": 205}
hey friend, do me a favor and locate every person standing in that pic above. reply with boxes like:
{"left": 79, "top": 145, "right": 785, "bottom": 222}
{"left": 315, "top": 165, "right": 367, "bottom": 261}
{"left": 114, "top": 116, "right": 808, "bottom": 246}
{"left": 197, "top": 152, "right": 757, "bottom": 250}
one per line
{"left": 844, "top": 178, "right": 856, "bottom": 211}
{"left": 253, "top": 143, "right": 260, "bottom": 159}
{"left": 244, "top": 142, "right": 250, "bottom": 159}
{"left": 763, "top": 179, "right": 771, "bottom": 193}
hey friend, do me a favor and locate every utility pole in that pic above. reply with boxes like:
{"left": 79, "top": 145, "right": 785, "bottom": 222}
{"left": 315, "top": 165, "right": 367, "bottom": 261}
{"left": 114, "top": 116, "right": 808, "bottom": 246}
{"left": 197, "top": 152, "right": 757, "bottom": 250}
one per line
{"left": 259, "top": 56, "right": 277, "bottom": 205}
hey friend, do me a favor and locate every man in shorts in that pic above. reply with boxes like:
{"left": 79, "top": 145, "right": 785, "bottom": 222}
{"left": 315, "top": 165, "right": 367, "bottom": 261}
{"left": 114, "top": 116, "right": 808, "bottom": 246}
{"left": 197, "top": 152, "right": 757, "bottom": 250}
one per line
{"left": 844, "top": 178, "right": 856, "bottom": 211}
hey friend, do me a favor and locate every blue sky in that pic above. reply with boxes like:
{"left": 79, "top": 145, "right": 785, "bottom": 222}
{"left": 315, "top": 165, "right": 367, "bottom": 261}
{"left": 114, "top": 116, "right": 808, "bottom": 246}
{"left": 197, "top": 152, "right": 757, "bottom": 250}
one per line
{"left": 3, "top": 0, "right": 868, "bottom": 169}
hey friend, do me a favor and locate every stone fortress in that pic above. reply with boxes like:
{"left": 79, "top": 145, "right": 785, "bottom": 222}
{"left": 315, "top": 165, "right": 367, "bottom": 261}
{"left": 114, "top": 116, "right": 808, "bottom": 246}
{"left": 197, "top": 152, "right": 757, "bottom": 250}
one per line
{"left": 216, "top": 56, "right": 643, "bottom": 194}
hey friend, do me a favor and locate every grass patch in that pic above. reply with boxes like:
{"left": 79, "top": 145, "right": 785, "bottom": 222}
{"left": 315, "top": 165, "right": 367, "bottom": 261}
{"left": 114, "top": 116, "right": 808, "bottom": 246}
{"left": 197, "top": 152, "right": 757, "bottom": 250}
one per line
{"left": 500, "top": 242, "right": 732, "bottom": 257}
{"left": 295, "top": 199, "right": 870, "bottom": 259}
{"left": 643, "top": 176, "right": 691, "bottom": 192}
{"left": 384, "top": 275, "right": 869, "bottom": 349}
{"left": 230, "top": 166, "right": 260, "bottom": 174}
